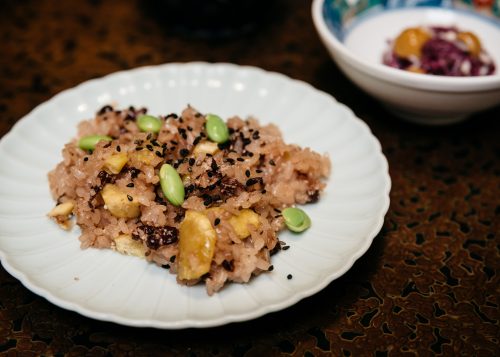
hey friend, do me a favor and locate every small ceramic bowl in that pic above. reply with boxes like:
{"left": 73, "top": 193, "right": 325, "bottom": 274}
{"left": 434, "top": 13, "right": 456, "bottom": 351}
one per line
{"left": 312, "top": 0, "right": 500, "bottom": 125}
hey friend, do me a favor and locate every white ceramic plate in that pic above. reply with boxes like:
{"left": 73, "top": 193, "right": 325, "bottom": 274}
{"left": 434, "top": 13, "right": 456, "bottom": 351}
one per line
{"left": 0, "top": 62, "right": 390, "bottom": 328}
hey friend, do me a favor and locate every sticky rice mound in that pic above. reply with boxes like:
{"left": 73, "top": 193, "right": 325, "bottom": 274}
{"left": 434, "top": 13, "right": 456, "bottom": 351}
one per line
{"left": 48, "top": 105, "right": 330, "bottom": 295}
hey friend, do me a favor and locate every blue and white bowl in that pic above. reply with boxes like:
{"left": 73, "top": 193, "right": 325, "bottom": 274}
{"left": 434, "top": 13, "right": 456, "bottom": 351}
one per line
{"left": 312, "top": 0, "right": 500, "bottom": 125}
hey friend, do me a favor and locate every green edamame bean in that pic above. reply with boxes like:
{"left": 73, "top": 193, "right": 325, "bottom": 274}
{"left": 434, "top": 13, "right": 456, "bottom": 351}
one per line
{"left": 205, "top": 114, "right": 229, "bottom": 144}
{"left": 159, "top": 163, "right": 185, "bottom": 206}
{"left": 78, "top": 135, "right": 112, "bottom": 151}
{"left": 282, "top": 207, "right": 311, "bottom": 233}
{"left": 137, "top": 114, "right": 162, "bottom": 133}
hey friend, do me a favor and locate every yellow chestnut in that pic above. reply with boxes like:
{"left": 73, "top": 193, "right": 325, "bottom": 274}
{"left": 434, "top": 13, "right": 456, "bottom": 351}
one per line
{"left": 394, "top": 27, "right": 430, "bottom": 58}
{"left": 457, "top": 31, "right": 482, "bottom": 57}
{"left": 101, "top": 184, "right": 140, "bottom": 218}
{"left": 178, "top": 210, "right": 217, "bottom": 280}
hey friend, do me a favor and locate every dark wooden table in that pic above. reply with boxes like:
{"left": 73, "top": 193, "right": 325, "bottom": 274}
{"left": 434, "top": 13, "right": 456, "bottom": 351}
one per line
{"left": 1, "top": 1, "right": 499, "bottom": 356}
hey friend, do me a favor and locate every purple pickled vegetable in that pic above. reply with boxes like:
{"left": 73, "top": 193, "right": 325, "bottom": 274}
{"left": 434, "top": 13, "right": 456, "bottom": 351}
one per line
{"left": 383, "top": 26, "right": 495, "bottom": 76}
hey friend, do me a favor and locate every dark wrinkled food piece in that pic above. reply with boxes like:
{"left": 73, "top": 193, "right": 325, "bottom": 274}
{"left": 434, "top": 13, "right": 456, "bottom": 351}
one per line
{"left": 134, "top": 224, "right": 179, "bottom": 250}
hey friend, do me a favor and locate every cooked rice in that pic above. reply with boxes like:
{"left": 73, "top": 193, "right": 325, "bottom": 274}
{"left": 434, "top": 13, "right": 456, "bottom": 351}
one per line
{"left": 48, "top": 105, "right": 330, "bottom": 295}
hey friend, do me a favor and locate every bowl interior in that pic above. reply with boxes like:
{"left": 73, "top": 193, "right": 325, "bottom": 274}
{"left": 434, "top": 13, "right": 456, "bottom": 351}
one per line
{"left": 322, "top": 0, "right": 500, "bottom": 77}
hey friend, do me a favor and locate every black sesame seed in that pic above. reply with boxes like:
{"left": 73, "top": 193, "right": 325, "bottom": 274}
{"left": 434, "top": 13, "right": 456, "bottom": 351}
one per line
{"left": 170, "top": 140, "right": 178, "bottom": 145}
{"left": 252, "top": 131, "right": 260, "bottom": 140}
{"left": 188, "top": 158, "right": 195, "bottom": 166}
{"left": 103, "top": 142, "right": 112, "bottom": 149}
{"left": 222, "top": 260, "right": 234, "bottom": 272}
{"left": 127, "top": 183, "right": 134, "bottom": 187}
{"left": 116, "top": 145, "right": 121, "bottom": 152}
{"left": 203, "top": 196, "right": 213, "bottom": 206}
{"left": 282, "top": 245, "right": 290, "bottom": 250}
{"left": 187, "top": 126, "right": 193, "bottom": 131}
{"left": 287, "top": 274, "right": 293, "bottom": 280}
{"left": 245, "top": 170, "right": 250, "bottom": 177}
{"left": 193, "top": 136, "right": 201, "bottom": 145}
{"left": 127, "top": 195, "right": 133, "bottom": 202}
{"left": 146, "top": 144, "right": 153, "bottom": 151}
{"left": 97, "top": 105, "right": 113, "bottom": 115}
{"left": 214, "top": 218, "right": 220, "bottom": 226}
{"left": 217, "top": 141, "right": 230, "bottom": 150}
{"left": 269, "top": 159, "right": 276, "bottom": 166}
{"left": 155, "top": 151, "right": 163, "bottom": 157}
{"left": 246, "top": 178, "right": 259, "bottom": 186}
{"left": 83, "top": 157, "right": 89, "bottom": 162}
{"left": 274, "top": 208, "right": 282, "bottom": 213}
{"left": 207, "top": 172, "right": 213, "bottom": 178}
{"left": 237, "top": 158, "right": 244, "bottom": 162}
{"left": 130, "top": 168, "right": 140, "bottom": 178}
{"left": 162, "top": 264, "right": 170, "bottom": 269}
{"left": 180, "top": 148, "right": 189, "bottom": 157}
{"left": 261, "top": 189, "right": 267, "bottom": 194}
{"left": 135, "top": 146, "right": 143, "bottom": 151}
{"left": 256, "top": 169, "right": 263, "bottom": 173}
{"left": 268, "top": 265, "right": 274, "bottom": 271}
{"left": 146, "top": 133, "right": 152, "bottom": 140}
{"left": 170, "top": 255, "right": 176, "bottom": 263}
